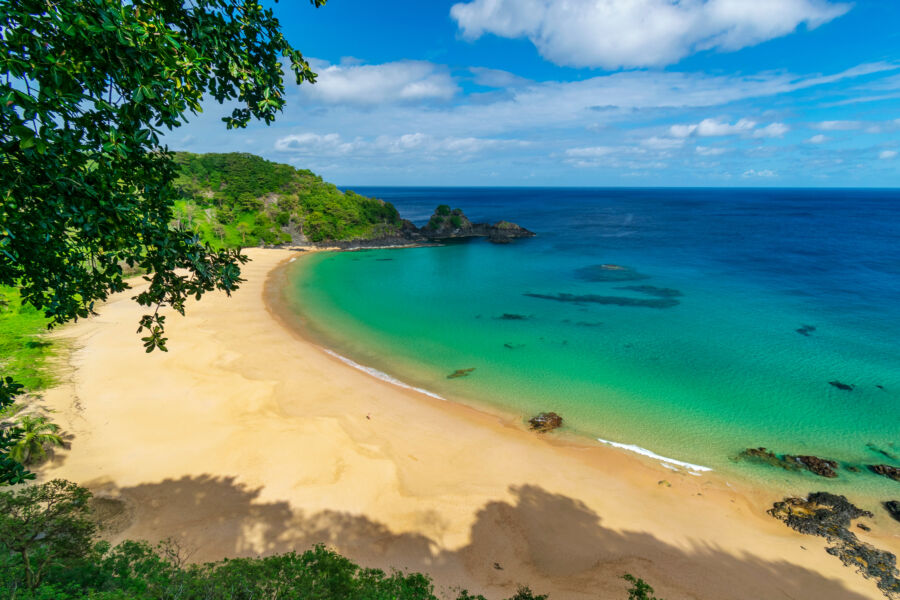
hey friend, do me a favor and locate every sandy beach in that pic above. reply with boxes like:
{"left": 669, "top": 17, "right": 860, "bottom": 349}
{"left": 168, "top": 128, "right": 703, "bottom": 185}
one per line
{"left": 38, "top": 248, "right": 898, "bottom": 600}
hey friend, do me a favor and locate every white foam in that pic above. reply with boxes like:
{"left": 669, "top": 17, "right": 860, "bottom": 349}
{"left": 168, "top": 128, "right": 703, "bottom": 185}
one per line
{"left": 321, "top": 348, "right": 446, "bottom": 401}
{"left": 289, "top": 257, "right": 297, "bottom": 263}
{"left": 596, "top": 437, "right": 712, "bottom": 473}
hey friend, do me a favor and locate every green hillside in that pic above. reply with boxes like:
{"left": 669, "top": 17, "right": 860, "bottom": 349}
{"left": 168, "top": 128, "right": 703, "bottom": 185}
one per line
{"left": 172, "top": 153, "right": 402, "bottom": 246}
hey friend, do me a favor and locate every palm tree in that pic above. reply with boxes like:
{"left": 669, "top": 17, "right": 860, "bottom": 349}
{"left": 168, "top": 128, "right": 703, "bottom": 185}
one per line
{"left": 8, "top": 415, "right": 64, "bottom": 464}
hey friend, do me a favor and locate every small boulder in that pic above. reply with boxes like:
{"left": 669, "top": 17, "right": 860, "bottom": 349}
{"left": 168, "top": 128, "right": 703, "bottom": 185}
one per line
{"left": 869, "top": 464, "right": 900, "bottom": 482}
{"left": 884, "top": 501, "right": 900, "bottom": 523}
{"left": 528, "top": 412, "right": 563, "bottom": 433}
{"left": 447, "top": 368, "right": 475, "bottom": 379}
{"left": 787, "top": 455, "right": 839, "bottom": 478}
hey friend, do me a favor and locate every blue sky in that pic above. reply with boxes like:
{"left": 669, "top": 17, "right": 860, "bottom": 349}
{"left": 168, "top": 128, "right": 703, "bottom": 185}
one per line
{"left": 171, "top": 0, "right": 900, "bottom": 186}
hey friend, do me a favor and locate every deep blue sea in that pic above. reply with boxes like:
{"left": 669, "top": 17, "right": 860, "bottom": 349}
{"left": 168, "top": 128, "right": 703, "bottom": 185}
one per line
{"left": 283, "top": 187, "right": 900, "bottom": 498}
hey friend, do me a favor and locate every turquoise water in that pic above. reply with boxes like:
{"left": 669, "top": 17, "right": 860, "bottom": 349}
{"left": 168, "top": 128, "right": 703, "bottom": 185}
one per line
{"left": 281, "top": 188, "right": 900, "bottom": 499}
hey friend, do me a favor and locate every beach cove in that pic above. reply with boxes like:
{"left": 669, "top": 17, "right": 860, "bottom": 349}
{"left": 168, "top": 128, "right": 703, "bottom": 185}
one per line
{"left": 38, "top": 248, "right": 898, "bottom": 600}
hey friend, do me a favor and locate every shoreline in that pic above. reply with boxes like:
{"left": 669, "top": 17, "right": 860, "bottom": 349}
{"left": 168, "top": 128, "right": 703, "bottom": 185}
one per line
{"left": 39, "top": 248, "right": 898, "bottom": 600}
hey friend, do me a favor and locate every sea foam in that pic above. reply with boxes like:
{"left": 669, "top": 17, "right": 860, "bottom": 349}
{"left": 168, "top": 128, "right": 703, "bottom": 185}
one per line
{"left": 596, "top": 437, "right": 712, "bottom": 473}
{"left": 320, "top": 348, "right": 446, "bottom": 401}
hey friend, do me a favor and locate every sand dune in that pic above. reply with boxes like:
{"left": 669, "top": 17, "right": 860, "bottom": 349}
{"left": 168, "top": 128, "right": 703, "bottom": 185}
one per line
{"left": 40, "top": 248, "right": 897, "bottom": 599}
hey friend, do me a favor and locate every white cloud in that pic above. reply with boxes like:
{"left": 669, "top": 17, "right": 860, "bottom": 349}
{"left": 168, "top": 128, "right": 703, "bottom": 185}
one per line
{"left": 806, "top": 134, "right": 829, "bottom": 144}
{"left": 670, "top": 118, "right": 756, "bottom": 137}
{"left": 880, "top": 150, "right": 898, "bottom": 160}
{"left": 814, "top": 120, "right": 863, "bottom": 130}
{"left": 641, "top": 136, "right": 685, "bottom": 150}
{"left": 274, "top": 133, "right": 362, "bottom": 155}
{"left": 274, "top": 132, "right": 522, "bottom": 159}
{"left": 301, "top": 61, "right": 458, "bottom": 105}
{"left": 753, "top": 122, "right": 789, "bottom": 138}
{"left": 450, "top": 0, "right": 850, "bottom": 68}
{"left": 565, "top": 146, "right": 617, "bottom": 158}
{"left": 695, "top": 146, "right": 727, "bottom": 155}
{"left": 743, "top": 169, "right": 778, "bottom": 177}
{"left": 470, "top": 67, "right": 533, "bottom": 88}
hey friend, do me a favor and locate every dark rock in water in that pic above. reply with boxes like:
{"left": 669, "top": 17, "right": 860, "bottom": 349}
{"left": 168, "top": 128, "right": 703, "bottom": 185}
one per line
{"left": 447, "top": 368, "right": 475, "bottom": 379}
{"left": 796, "top": 324, "right": 817, "bottom": 337}
{"left": 769, "top": 493, "right": 899, "bottom": 596}
{"left": 420, "top": 207, "right": 535, "bottom": 243}
{"left": 528, "top": 412, "right": 563, "bottom": 433}
{"left": 869, "top": 464, "right": 900, "bottom": 482}
{"left": 489, "top": 221, "right": 535, "bottom": 244}
{"left": 574, "top": 264, "right": 650, "bottom": 282}
{"left": 885, "top": 501, "right": 900, "bottom": 523}
{"left": 375, "top": 258, "right": 394, "bottom": 261}
{"left": 524, "top": 292, "right": 679, "bottom": 309}
{"left": 574, "top": 321, "right": 604, "bottom": 328}
{"left": 787, "top": 455, "right": 839, "bottom": 478}
{"left": 496, "top": 313, "right": 529, "bottom": 321}
{"left": 738, "top": 447, "right": 801, "bottom": 471}
{"left": 738, "top": 448, "right": 839, "bottom": 478}
{"left": 503, "top": 343, "right": 525, "bottom": 350}
{"left": 867, "top": 443, "right": 898, "bottom": 462}
{"left": 616, "top": 285, "right": 683, "bottom": 298}
{"left": 829, "top": 380, "right": 855, "bottom": 391}
{"left": 846, "top": 465, "right": 861, "bottom": 473}
{"left": 877, "top": 384, "right": 886, "bottom": 391}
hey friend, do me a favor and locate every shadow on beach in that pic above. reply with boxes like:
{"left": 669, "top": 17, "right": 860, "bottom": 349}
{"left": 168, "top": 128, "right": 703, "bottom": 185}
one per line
{"left": 86, "top": 475, "right": 874, "bottom": 600}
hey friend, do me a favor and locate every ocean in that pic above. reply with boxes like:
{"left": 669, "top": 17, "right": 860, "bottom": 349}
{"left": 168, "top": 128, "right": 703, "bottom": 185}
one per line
{"left": 280, "top": 187, "right": 900, "bottom": 498}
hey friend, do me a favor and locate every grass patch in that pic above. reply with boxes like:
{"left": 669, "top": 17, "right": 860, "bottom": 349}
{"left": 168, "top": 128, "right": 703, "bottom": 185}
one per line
{"left": 0, "top": 286, "right": 55, "bottom": 392}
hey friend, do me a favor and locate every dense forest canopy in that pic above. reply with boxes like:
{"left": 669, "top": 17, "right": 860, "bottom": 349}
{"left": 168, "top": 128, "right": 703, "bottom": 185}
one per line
{"left": 172, "top": 152, "right": 403, "bottom": 245}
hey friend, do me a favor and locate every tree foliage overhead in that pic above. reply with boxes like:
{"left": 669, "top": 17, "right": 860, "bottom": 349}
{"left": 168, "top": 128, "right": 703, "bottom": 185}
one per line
{"left": 173, "top": 152, "right": 403, "bottom": 245}
{"left": 0, "top": 0, "right": 325, "bottom": 482}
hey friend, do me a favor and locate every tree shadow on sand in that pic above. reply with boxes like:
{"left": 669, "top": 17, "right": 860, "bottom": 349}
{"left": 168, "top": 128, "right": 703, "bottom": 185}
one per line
{"left": 92, "top": 476, "right": 878, "bottom": 600}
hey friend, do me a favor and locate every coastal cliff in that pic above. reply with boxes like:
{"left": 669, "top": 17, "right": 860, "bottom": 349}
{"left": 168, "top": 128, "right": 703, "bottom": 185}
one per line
{"left": 172, "top": 152, "right": 533, "bottom": 250}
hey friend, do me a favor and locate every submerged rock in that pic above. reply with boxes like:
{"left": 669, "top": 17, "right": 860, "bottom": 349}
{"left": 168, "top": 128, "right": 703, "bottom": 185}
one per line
{"left": 503, "top": 343, "right": 525, "bottom": 350}
{"left": 869, "top": 464, "right": 900, "bottom": 482}
{"left": 769, "top": 492, "right": 898, "bottom": 596}
{"left": 738, "top": 447, "right": 801, "bottom": 471}
{"left": 447, "top": 368, "right": 475, "bottom": 379}
{"left": 738, "top": 448, "right": 839, "bottom": 478}
{"left": 574, "top": 264, "right": 650, "bottom": 282}
{"left": 616, "top": 285, "right": 683, "bottom": 298}
{"left": 524, "top": 292, "right": 679, "bottom": 309}
{"left": 528, "top": 412, "right": 563, "bottom": 433}
{"left": 829, "top": 380, "right": 855, "bottom": 391}
{"left": 787, "top": 455, "right": 839, "bottom": 478}
{"left": 496, "top": 313, "right": 529, "bottom": 321}
{"left": 867, "top": 443, "right": 899, "bottom": 461}
{"left": 885, "top": 501, "right": 900, "bottom": 523}
{"left": 796, "top": 324, "right": 817, "bottom": 337}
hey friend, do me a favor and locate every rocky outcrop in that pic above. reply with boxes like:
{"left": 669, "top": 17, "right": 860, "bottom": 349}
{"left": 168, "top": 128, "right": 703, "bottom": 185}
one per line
{"left": 885, "top": 501, "right": 900, "bottom": 523}
{"left": 421, "top": 206, "right": 535, "bottom": 243}
{"left": 488, "top": 221, "right": 534, "bottom": 244}
{"left": 789, "top": 455, "right": 839, "bottom": 478}
{"left": 528, "top": 412, "right": 563, "bottom": 433}
{"left": 737, "top": 448, "right": 839, "bottom": 478}
{"left": 769, "top": 492, "right": 899, "bottom": 597}
{"left": 869, "top": 464, "right": 900, "bottom": 482}
{"left": 313, "top": 205, "right": 535, "bottom": 249}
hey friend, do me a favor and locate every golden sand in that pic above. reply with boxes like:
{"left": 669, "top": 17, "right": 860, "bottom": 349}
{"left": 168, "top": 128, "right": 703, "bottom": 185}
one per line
{"left": 39, "top": 248, "right": 898, "bottom": 599}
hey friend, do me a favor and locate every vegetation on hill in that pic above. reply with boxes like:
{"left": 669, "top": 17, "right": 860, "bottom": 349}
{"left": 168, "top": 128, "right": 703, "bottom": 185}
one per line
{"left": 0, "top": 480, "right": 663, "bottom": 600}
{"left": 172, "top": 152, "right": 403, "bottom": 246}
